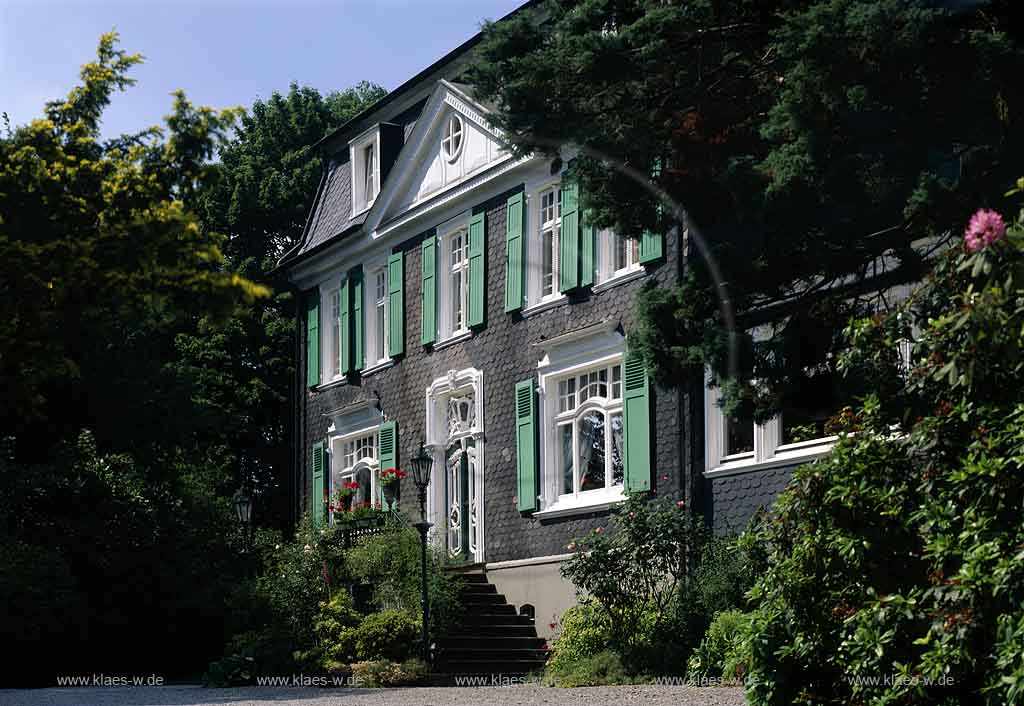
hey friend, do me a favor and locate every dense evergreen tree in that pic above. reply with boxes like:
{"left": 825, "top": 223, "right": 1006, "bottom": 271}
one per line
{"left": 180, "top": 81, "right": 385, "bottom": 529}
{"left": 0, "top": 34, "right": 385, "bottom": 683}
{"left": 471, "top": 0, "right": 1024, "bottom": 418}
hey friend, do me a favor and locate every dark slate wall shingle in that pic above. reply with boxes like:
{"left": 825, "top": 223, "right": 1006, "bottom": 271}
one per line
{"left": 297, "top": 189, "right": 700, "bottom": 563}
{"left": 709, "top": 465, "right": 796, "bottom": 535}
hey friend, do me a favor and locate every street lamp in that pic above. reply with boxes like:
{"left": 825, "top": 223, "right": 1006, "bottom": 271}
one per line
{"left": 408, "top": 441, "right": 434, "bottom": 664}
{"left": 233, "top": 487, "right": 253, "bottom": 552}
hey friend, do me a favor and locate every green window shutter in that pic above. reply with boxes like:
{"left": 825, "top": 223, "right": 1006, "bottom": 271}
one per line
{"left": 640, "top": 158, "right": 664, "bottom": 263}
{"left": 351, "top": 266, "right": 364, "bottom": 372}
{"left": 580, "top": 220, "right": 596, "bottom": 288}
{"left": 504, "top": 192, "right": 524, "bottom": 312}
{"left": 468, "top": 211, "right": 486, "bottom": 328}
{"left": 388, "top": 251, "right": 404, "bottom": 358}
{"left": 378, "top": 420, "right": 398, "bottom": 510}
{"left": 515, "top": 379, "right": 539, "bottom": 512}
{"left": 339, "top": 277, "right": 351, "bottom": 375}
{"left": 559, "top": 180, "right": 580, "bottom": 292}
{"left": 311, "top": 441, "right": 325, "bottom": 525}
{"left": 306, "top": 290, "right": 320, "bottom": 388}
{"left": 421, "top": 234, "right": 437, "bottom": 345}
{"left": 622, "top": 353, "right": 652, "bottom": 493}
{"left": 639, "top": 228, "right": 664, "bottom": 263}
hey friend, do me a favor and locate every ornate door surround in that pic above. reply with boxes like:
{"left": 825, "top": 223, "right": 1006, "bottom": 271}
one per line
{"left": 425, "top": 368, "right": 485, "bottom": 563}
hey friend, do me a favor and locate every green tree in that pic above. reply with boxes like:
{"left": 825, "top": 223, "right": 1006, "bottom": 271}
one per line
{"left": 742, "top": 192, "right": 1024, "bottom": 705}
{"left": 178, "top": 81, "right": 385, "bottom": 528}
{"left": 0, "top": 32, "right": 267, "bottom": 452}
{"left": 471, "top": 0, "right": 1024, "bottom": 418}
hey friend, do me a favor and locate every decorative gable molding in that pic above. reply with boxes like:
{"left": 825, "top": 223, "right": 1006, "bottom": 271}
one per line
{"left": 364, "top": 80, "right": 517, "bottom": 238}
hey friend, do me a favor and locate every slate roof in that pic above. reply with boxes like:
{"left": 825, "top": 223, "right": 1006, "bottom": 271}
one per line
{"left": 279, "top": 0, "right": 544, "bottom": 269}
{"left": 299, "top": 159, "right": 361, "bottom": 256}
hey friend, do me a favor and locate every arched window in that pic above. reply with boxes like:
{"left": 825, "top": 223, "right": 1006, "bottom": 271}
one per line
{"left": 555, "top": 363, "right": 624, "bottom": 497}
{"left": 336, "top": 431, "right": 379, "bottom": 514}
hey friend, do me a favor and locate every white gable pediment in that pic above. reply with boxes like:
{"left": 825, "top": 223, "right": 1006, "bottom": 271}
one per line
{"left": 373, "top": 81, "right": 510, "bottom": 228}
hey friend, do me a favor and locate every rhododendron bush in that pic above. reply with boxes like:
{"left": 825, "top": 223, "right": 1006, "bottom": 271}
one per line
{"left": 742, "top": 184, "right": 1024, "bottom": 705}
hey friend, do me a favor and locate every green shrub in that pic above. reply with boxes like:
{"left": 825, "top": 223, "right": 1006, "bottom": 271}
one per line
{"left": 0, "top": 540, "right": 84, "bottom": 683}
{"left": 547, "top": 600, "right": 613, "bottom": 672}
{"left": 346, "top": 523, "right": 462, "bottom": 640}
{"left": 686, "top": 610, "right": 751, "bottom": 682}
{"left": 351, "top": 658, "right": 430, "bottom": 687}
{"left": 543, "top": 650, "right": 633, "bottom": 687}
{"left": 205, "top": 629, "right": 296, "bottom": 686}
{"left": 291, "top": 590, "right": 363, "bottom": 672}
{"left": 313, "top": 590, "right": 361, "bottom": 647}
{"left": 255, "top": 516, "right": 341, "bottom": 648}
{"left": 561, "top": 494, "right": 759, "bottom": 674}
{"left": 744, "top": 193, "right": 1024, "bottom": 705}
{"left": 354, "top": 609, "right": 419, "bottom": 661}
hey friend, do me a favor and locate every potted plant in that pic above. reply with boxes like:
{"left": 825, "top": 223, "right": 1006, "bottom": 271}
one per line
{"left": 379, "top": 467, "right": 406, "bottom": 508}
{"left": 351, "top": 501, "right": 376, "bottom": 527}
{"left": 335, "top": 481, "right": 360, "bottom": 513}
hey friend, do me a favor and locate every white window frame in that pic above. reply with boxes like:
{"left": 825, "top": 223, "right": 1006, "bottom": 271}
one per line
{"left": 319, "top": 284, "right": 344, "bottom": 387}
{"left": 596, "top": 229, "right": 641, "bottom": 284}
{"left": 329, "top": 426, "right": 381, "bottom": 521}
{"left": 704, "top": 370, "right": 837, "bottom": 477}
{"left": 442, "top": 113, "right": 464, "bottom": 163}
{"left": 436, "top": 213, "right": 471, "bottom": 344}
{"left": 525, "top": 180, "right": 564, "bottom": 308}
{"left": 365, "top": 259, "right": 390, "bottom": 367}
{"left": 552, "top": 362, "right": 625, "bottom": 502}
{"left": 535, "top": 322, "right": 628, "bottom": 516}
{"left": 349, "top": 128, "right": 381, "bottom": 216}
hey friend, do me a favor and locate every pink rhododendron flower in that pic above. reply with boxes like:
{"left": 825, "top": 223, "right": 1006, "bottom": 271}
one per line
{"left": 676, "top": 500, "right": 686, "bottom": 509}
{"left": 965, "top": 209, "right": 1007, "bottom": 252}
{"left": 594, "top": 527, "right": 604, "bottom": 534}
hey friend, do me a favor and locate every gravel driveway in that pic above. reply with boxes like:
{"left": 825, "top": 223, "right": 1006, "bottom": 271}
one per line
{"left": 0, "top": 684, "right": 745, "bottom": 706}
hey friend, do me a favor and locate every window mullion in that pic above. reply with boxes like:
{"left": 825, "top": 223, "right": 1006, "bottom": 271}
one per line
{"left": 604, "top": 409, "right": 613, "bottom": 490}
{"left": 572, "top": 418, "right": 579, "bottom": 496}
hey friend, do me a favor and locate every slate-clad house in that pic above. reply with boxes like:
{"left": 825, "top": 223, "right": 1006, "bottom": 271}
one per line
{"left": 278, "top": 3, "right": 844, "bottom": 636}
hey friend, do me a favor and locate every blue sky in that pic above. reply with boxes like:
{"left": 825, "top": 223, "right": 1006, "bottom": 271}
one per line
{"left": 1, "top": 0, "right": 524, "bottom": 138}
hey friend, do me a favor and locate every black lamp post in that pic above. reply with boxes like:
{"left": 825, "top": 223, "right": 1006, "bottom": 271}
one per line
{"left": 408, "top": 441, "right": 434, "bottom": 664}
{"left": 233, "top": 487, "right": 254, "bottom": 553}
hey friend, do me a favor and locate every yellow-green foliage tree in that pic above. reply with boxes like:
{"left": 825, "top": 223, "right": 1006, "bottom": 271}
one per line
{"left": 0, "top": 32, "right": 267, "bottom": 445}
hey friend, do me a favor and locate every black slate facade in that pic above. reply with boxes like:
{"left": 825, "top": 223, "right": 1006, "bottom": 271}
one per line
{"left": 293, "top": 186, "right": 704, "bottom": 563}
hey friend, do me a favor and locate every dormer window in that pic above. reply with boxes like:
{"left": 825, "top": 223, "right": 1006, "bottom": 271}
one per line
{"left": 363, "top": 144, "right": 376, "bottom": 208}
{"left": 350, "top": 128, "right": 381, "bottom": 215}
{"left": 442, "top": 114, "right": 463, "bottom": 163}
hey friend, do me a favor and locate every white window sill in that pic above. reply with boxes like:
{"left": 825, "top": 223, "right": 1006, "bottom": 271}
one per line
{"left": 534, "top": 489, "right": 626, "bottom": 519}
{"left": 522, "top": 294, "right": 568, "bottom": 317}
{"left": 352, "top": 199, "right": 375, "bottom": 218}
{"left": 361, "top": 359, "right": 395, "bottom": 378}
{"left": 592, "top": 266, "right": 645, "bottom": 293}
{"left": 703, "top": 438, "right": 836, "bottom": 479}
{"left": 433, "top": 329, "right": 473, "bottom": 351}
{"left": 317, "top": 376, "right": 348, "bottom": 392}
